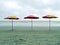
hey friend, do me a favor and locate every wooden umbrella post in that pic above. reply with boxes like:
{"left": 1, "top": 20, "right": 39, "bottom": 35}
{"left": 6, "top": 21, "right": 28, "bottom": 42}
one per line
{"left": 31, "top": 19, "right": 33, "bottom": 31}
{"left": 12, "top": 19, "right": 13, "bottom": 32}
{"left": 49, "top": 18, "right": 51, "bottom": 32}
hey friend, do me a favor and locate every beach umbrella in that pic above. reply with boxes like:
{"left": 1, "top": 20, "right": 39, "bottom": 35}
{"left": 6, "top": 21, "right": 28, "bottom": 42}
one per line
{"left": 4, "top": 16, "right": 19, "bottom": 31}
{"left": 24, "top": 15, "right": 39, "bottom": 30}
{"left": 42, "top": 15, "right": 57, "bottom": 31}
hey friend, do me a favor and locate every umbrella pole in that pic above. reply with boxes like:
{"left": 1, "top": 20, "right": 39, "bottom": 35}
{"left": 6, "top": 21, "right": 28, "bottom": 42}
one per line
{"left": 12, "top": 19, "right": 13, "bottom": 32}
{"left": 49, "top": 19, "right": 51, "bottom": 32}
{"left": 31, "top": 19, "right": 33, "bottom": 31}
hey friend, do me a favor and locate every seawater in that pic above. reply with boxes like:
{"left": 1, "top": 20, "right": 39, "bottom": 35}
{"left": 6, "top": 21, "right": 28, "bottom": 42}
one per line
{"left": 0, "top": 21, "right": 60, "bottom": 27}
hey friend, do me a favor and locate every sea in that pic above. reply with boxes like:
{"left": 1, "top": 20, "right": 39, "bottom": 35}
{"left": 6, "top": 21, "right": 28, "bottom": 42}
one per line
{"left": 0, "top": 21, "right": 60, "bottom": 27}
{"left": 0, "top": 21, "right": 60, "bottom": 45}
{"left": 0, "top": 20, "right": 60, "bottom": 31}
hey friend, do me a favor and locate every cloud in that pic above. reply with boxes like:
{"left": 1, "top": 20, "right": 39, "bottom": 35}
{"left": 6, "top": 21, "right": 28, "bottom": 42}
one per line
{"left": 20, "top": 0, "right": 56, "bottom": 10}
{"left": 41, "top": 0, "right": 56, "bottom": 4}
{"left": 4, "top": 2, "right": 22, "bottom": 9}
{"left": 53, "top": 11, "right": 60, "bottom": 17}
{"left": 42, "top": 8, "right": 53, "bottom": 15}
{"left": 0, "top": 1, "right": 24, "bottom": 14}
{"left": 0, "top": 1, "right": 23, "bottom": 10}
{"left": 0, "top": 0, "right": 60, "bottom": 20}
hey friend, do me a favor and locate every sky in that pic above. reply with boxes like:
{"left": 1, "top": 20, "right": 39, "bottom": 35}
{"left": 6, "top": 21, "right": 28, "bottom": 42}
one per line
{"left": 0, "top": 0, "right": 60, "bottom": 21}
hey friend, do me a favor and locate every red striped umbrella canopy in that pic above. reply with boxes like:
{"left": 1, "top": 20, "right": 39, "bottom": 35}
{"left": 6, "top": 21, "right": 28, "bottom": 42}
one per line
{"left": 42, "top": 15, "right": 57, "bottom": 18}
{"left": 4, "top": 16, "right": 19, "bottom": 20}
{"left": 24, "top": 15, "right": 39, "bottom": 19}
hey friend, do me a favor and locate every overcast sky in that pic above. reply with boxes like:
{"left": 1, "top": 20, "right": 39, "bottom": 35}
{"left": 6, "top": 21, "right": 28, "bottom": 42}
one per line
{"left": 0, "top": 0, "right": 60, "bottom": 21}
